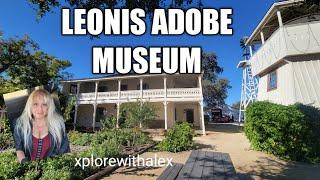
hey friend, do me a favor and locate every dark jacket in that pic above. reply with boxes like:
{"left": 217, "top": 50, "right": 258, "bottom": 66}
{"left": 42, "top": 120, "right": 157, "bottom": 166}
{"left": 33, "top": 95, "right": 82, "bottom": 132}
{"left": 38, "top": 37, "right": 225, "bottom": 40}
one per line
{"left": 13, "top": 120, "right": 70, "bottom": 160}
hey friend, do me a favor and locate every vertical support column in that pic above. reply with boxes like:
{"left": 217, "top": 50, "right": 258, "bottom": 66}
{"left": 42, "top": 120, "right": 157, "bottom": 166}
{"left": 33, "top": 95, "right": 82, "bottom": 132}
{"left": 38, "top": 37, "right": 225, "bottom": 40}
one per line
{"left": 73, "top": 82, "right": 81, "bottom": 130}
{"left": 199, "top": 100, "right": 206, "bottom": 136}
{"left": 139, "top": 78, "right": 143, "bottom": 128}
{"left": 92, "top": 104, "right": 97, "bottom": 131}
{"left": 198, "top": 74, "right": 205, "bottom": 135}
{"left": 116, "top": 103, "right": 120, "bottom": 128}
{"left": 198, "top": 75, "right": 203, "bottom": 97}
{"left": 140, "top": 78, "right": 143, "bottom": 100}
{"left": 249, "top": 46, "right": 253, "bottom": 57}
{"left": 164, "top": 77, "right": 168, "bottom": 129}
{"left": 277, "top": 10, "right": 283, "bottom": 27}
{"left": 92, "top": 81, "right": 99, "bottom": 131}
{"left": 260, "top": 31, "right": 265, "bottom": 44}
{"left": 116, "top": 79, "right": 121, "bottom": 128}
{"left": 164, "top": 76, "right": 167, "bottom": 99}
{"left": 118, "top": 80, "right": 121, "bottom": 99}
{"left": 163, "top": 102, "right": 168, "bottom": 130}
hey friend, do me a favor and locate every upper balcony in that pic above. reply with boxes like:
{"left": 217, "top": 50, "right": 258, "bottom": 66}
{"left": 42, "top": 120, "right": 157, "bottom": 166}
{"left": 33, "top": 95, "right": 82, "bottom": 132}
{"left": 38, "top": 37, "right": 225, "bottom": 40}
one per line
{"left": 243, "top": 1, "right": 320, "bottom": 76}
{"left": 77, "top": 88, "right": 202, "bottom": 104}
{"left": 249, "top": 20, "right": 320, "bottom": 76}
{"left": 61, "top": 74, "right": 203, "bottom": 104}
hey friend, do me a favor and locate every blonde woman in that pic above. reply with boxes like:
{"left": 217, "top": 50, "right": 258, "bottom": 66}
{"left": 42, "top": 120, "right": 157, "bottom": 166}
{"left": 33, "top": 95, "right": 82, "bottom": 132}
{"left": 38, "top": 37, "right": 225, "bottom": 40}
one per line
{"left": 13, "top": 89, "right": 70, "bottom": 163}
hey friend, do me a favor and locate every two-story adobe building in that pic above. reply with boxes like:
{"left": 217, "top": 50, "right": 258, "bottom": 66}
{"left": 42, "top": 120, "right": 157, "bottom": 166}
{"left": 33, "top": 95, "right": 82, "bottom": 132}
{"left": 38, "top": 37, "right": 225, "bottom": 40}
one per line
{"left": 245, "top": 0, "right": 320, "bottom": 107}
{"left": 61, "top": 73, "right": 206, "bottom": 135}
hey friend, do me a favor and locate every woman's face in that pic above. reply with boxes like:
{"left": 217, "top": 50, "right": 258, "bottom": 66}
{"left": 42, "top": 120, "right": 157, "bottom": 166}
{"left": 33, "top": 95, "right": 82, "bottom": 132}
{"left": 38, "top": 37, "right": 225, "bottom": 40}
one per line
{"left": 31, "top": 94, "right": 48, "bottom": 120}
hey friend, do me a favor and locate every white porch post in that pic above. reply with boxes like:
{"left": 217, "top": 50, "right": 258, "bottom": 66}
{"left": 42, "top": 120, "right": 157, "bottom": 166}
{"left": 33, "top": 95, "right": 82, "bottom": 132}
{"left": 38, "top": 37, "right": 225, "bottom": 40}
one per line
{"left": 118, "top": 80, "right": 121, "bottom": 99}
{"left": 249, "top": 46, "right": 253, "bottom": 57}
{"left": 277, "top": 10, "right": 283, "bottom": 27}
{"left": 164, "top": 77, "right": 168, "bottom": 130}
{"left": 116, "top": 103, "right": 120, "bottom": 128}
{"left": 92, "top": 81, "right": 99, "bottom": 131}
{"left": 198, "top": 75, "right": 205, "bottom": 135}
{"left": 139, "top": 78, "right": 143, "bottom": 128}
{"left": 199, "top": 100, "right": 206, "bottom": 135}
{"left": 92, "top": 104, "right": 97, "bottom": 131}
{"left": 116, "top": 79, "right": 121, "bottom": 128}
{"left": 260, "top": 31, "right": 265, "bottom": 44}
{"left": 73, "top": 82, "right": 81, "bottom": 130}
{"left": 140, "top": 78, "right": 143, "bottom": 99}
{"left": 163, "top": 102, "right": 168, "bottom": 130}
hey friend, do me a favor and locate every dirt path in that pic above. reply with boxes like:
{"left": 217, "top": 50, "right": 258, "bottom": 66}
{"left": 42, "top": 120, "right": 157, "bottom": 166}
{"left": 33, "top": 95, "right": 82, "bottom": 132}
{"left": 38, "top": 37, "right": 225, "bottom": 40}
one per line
{"left": 103, "top": 123, "right": 320, "bottom": 180}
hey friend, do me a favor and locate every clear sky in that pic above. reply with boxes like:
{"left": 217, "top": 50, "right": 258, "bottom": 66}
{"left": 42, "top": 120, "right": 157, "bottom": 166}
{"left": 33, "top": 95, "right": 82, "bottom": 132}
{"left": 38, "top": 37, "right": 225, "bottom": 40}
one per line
{"left": 0, "top": 0, "right": 276, "bottom": 105}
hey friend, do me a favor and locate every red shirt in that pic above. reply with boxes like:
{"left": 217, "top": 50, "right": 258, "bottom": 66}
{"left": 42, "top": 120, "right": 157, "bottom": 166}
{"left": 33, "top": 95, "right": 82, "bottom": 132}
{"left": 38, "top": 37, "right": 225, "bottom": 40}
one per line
{"left": 31, "top": 134, "right": 50, "bottom": 160}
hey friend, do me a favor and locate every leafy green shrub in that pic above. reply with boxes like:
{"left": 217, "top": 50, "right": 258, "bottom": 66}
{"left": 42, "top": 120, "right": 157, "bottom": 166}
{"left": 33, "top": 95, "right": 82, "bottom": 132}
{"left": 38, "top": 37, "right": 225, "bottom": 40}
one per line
{"left": 294, "top": 103, "right": 320, "bottom": 162}
{"left": 68, "top": 130, "right": 93, "bottom": 146}
{"left": 0, "top": 126, "right": 153, "bottom": 179}
{"left": 0, "top": 151, "right": 96, "bottom": 179}
{"left": 158, "top": 122, "right": 194, "bottom": 152}
{"left": 0, "top": 117, "right": 14, "bottom": 150}
{"left": 0, "top": 151, "right": 21, "bottom": 179}
{"left": 245, "top": 101, "right": 320, "bottom": 162}
{"left": 91, "top": 138, "right": 122, "bottom": 158}
{"left": 120, "top": 101, "right": 157, "bottom": 129}
{"left": 93, "top": 128, "right": 152, "bottom": 147}
{"left": 58, "top": 92, "right": 75, "bottom": 124}
{"left": 101, "top": 116, "right": 117, "bottom": 129}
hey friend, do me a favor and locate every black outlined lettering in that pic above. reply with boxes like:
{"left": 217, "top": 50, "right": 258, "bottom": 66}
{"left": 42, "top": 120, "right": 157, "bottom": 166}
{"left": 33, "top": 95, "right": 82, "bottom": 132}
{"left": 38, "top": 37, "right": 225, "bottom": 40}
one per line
{"left": 149, "top": 48, "right": 162, "bottom": 74}
{"left": 162, "top": 47, "right": 179, "bottom": 74}
{"left": 151, "top": 9, "right": 168, "bottom": 35}
{"left": 220, "top": 8, "right": 233, "bottom": 35}
{"left": 61, "top": 8, "right": 74, "bottom": 35}
{"left": 180, "top": 47, "right": 201, "bottom": 74}
{"left": 130, "top": 9, "right": 146, "bottom": 35}
{"left": 133, "top": 47, "right": 149, "bottom": 74}
{"left": 203, "top": 8, "right": 219, "bottom": 35}
{"left": 92, "top": 47, "right": 115, "bottom": 74}
{"left": 104, "top": 9, "right": 121, "bottom": 34}
{"left": 92, "top": 47, "right": 202, "bottom": 75}
{"left": 185, "top": 9, "right": 201, "bottom": 35}
{"left": 74, "top": 9, "right": 87, "bottom": 35}
{"left": 116, "top": 47, "right": 132, "bottom": 74}
{"left": 168, "top": 9, "right": 184, "bottom": 35}
{"left": 87, "top": 8, "right": 103, "bottom": 35}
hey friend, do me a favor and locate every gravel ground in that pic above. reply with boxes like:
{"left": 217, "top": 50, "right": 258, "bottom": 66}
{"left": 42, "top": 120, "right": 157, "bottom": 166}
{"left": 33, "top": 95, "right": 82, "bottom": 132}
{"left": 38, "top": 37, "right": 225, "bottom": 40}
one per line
{"left": 103, "top": 123, "right": 320, "bottom": 180}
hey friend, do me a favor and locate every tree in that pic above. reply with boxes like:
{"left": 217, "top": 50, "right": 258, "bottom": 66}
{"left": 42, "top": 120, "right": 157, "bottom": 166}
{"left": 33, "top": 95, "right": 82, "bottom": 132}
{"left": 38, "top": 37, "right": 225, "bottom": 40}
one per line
{"left": 231, "top": 101, "right": 241, "bottom": 110}
{"left": 0, "top": 34, "right": 72, "bottom": 105}
{"left": 120, "top": 101, "right": 157, "bottom": 129}
{"left": 27, "top": 0, "right": 201, "bottom": 18}
{"left": 201, "top": 52, "right": 231, "bottom": 110}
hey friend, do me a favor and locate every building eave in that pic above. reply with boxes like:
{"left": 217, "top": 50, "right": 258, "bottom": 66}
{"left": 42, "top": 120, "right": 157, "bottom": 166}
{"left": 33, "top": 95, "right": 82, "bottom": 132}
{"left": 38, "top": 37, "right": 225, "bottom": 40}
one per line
{"left": 60, "top": 73, "right": 202, "bottom": 83}
{"left": 245, "top": 0, "right": 305, "bottom": 46}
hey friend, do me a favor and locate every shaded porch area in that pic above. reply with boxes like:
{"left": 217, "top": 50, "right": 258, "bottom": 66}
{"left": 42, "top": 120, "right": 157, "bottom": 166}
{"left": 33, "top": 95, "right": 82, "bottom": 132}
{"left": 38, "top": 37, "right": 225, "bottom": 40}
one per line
{"left": 73, "top": 101, "right": 205, "bottom": 134}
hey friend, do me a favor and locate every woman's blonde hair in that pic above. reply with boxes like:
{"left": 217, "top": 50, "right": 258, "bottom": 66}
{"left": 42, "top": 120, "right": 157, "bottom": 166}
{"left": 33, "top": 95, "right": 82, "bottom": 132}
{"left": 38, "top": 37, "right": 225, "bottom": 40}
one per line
{"left": 16, "top": 89, "right": 65, "bottom": 151}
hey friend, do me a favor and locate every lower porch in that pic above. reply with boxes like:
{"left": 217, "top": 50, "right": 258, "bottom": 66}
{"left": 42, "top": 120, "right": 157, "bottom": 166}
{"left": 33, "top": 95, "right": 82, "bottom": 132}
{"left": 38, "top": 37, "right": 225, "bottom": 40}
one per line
{"left": 73, "top": 101, "right": 205, "bottom": 135}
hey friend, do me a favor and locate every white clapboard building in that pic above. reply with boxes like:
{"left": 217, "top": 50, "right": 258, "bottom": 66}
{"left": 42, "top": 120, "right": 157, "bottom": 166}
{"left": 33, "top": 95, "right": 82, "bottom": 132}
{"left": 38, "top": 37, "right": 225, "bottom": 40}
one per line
{"left": 244, "top": 0, "right": 320, "bottom": 108}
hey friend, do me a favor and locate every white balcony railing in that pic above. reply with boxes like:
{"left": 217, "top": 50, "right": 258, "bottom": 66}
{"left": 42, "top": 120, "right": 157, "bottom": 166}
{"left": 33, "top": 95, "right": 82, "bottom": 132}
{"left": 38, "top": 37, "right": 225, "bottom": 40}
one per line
{"left": 167, "top": 88, "right": 201, "bottom": 98}
{"left": 77, "top": 88, "right": 202, "bottom": 102}
{"left": 249, "top": 21, "right": 320, "bottom": 76}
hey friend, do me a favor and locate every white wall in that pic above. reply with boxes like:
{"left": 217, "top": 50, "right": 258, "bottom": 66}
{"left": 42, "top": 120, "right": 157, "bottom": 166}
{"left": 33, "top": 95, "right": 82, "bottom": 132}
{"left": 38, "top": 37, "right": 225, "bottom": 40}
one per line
{"left": 175, "top": 102, "right": 200, "bottom": 127}
{"left": 291, "top": 58, "right": 320, "bottom": 108}
{"left": 257, "top": 56, "right": 320, "bottom": 108}
{"left": 257, "top": 62, "right": 295, "bottom": 105}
